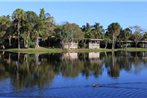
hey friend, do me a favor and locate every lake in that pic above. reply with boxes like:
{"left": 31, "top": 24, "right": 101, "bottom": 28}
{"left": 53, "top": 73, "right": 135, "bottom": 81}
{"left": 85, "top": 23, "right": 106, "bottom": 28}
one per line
{"left": 0, "top": 51, "right": 147, "bottom": 98}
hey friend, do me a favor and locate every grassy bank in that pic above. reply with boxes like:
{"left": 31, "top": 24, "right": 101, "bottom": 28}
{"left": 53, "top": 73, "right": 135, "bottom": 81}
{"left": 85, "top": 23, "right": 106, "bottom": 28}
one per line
{"left": 3, "top": 47, "right": 67, "bottom": 54}
{"left": 68, "top": 48, "right": 147, "bottom": 53}
{"left": 1, "top": 47, "right": 147, "bottom": 54}
{"left": 120, "top": 48, "right": 147, "bottom": 52}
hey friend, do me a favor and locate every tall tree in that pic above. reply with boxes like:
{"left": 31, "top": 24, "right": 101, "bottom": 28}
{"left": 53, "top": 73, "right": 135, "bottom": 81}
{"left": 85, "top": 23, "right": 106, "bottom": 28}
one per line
{"left": 22, "top": 11, "right": 38, "bottom": 48}
{"left": 33, "top": 8, "right": 56, "bottom": 48}
{"left": 44, "top": 13, "right": 56, "bottom": 47}
{"left": 107, "top": 23, "right": 121, "bottom": 50}
{"left": 33, "top": 8, "right": 47, "bottom": 48}
{"left": 12, "top": 8, "right": 26, "bottom": 49}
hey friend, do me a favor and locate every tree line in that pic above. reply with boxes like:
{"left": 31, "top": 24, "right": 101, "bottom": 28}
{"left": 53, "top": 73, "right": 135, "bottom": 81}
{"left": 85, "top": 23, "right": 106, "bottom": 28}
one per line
{"left": 0, "top": 8, "right": 147, "bottom": 49}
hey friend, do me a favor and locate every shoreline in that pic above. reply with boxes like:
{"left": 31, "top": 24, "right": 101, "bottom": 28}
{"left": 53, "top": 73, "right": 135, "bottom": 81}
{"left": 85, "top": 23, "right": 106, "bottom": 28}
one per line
{"left": 0, "top": 47, "right": 147, "bottom": 54}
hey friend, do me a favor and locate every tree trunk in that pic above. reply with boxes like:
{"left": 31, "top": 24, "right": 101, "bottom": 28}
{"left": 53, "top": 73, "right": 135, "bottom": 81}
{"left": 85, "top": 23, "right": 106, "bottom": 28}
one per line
{"left": 112, "top": 34, "right": 115, "bottom": 50}
{"left": 105, "top": 42, "right": 107, "bottom": 49}
{"left": 25, "top": 41, "right": 28, "bottom": 48}
{"left": 60, "top": 40, "right": 64, "bottom": 49}
{"left": 8, "top": 36, "right": 11, "bottom": 47}
{"left": 25, "top": 32, "right": 30, "bottom": 48}
{"left": 68, "top": 42, "right": 70, "bottom": 50}
{"left": 35, "top": 37, "right": 40, "bottom": 48}
{"left": 125, "top": 41, "right": 127, "bottom": 49}
{"left": 17, "top": 22, "right": 20, "bottom": 49}
{"left": 135, "top": 41, "right": 138, "bottom": 48}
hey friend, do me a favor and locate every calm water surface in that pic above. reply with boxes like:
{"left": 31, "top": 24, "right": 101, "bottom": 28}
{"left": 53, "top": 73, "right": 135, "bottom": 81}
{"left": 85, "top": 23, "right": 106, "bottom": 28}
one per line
{"left": 0, "top": 51, "right": 147, "bottom": 98}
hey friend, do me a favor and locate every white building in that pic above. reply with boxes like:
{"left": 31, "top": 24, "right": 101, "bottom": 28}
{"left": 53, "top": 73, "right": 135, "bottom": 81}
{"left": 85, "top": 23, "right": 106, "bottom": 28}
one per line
{"left": 63, "top": 41, "right": 78, "bottom": 49}
{"left": 88, "top": 39, "right": 102, "bottom": 49}
{"left": 63, "top": 39, "right": 102, "bottom": 49}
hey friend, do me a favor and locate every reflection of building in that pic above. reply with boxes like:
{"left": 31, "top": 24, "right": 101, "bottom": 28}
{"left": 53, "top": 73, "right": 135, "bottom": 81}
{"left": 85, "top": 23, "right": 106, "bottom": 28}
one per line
{"left": 63, "top": 53, "right": 78, "bottom": 60}
{"left": 141, "top": 52, "right": 147, "bottom": 59}
{"left": 89, "top": 52, "right": 100, "bottom": 59}
{"left": 88, "top": 52, "right": 102, "bottom": 64}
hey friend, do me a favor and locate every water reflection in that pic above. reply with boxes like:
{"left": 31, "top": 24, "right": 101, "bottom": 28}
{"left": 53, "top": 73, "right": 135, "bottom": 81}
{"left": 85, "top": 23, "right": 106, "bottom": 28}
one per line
{"left": 0, "top": 51, "right": 147, "bottom": 90}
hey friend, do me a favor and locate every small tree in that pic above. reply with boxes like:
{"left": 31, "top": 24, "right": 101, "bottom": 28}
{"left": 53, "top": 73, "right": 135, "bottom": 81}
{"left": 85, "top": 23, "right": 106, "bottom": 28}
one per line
{"left": 142, "top": 32, "right": 147, "bottom": 41}
{"left": 58, "top": 22, "right": 84, "bottom": 49}
{"left": 118, "top": 28, "right": 132, "bottom": 49}
{"left": 130, "top": 26, "right": 143, "bottom": 48}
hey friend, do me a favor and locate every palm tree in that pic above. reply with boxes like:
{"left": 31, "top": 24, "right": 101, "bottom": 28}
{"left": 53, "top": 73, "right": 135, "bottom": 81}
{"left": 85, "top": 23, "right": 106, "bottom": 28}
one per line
{"left": 82, "top": 23, "right": 91, "bottom": 38}
{"left": 12, "top": 8, "right": 26, "bottom": 49}
{"left": 23, "top": 11, "right": 38, "bottom": 48}
{"left": 91, "top": 23, "right": 104, "bottom": 39}
{"left": 35, "top": 8, "right": 56, "bottom": 48}
{"left": 107, "top": 23, "right": 121, "bottom": 50}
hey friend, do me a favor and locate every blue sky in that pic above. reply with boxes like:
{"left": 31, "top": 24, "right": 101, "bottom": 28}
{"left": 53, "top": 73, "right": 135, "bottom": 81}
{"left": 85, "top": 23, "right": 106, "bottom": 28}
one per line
{"left": 0, "top": 1, "right": 147, "bottom": 30}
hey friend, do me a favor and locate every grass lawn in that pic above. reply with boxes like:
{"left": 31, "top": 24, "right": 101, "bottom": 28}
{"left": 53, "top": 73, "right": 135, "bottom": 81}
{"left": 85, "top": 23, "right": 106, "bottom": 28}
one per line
{"left": 2, "top": 47, "right": 67, "bottom": 54}
{"left": 0, "top": 47, "right": 147, "bottom": 54}
{"left": 120, "top": 48, "right": 147, "bottom": 52}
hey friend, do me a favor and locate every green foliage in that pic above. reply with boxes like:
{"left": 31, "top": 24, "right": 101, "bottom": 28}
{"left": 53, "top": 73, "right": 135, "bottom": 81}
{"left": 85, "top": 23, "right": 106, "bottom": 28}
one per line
{"left": 107, "top": 22, "right": 121, "bottom": 37}
{"left": 39, "top": 8, "right": 45, "bottom": 20}
{"left": 57, "top": 22, "right": 84, "bottom": 48}
{"left": 119, "top": 28, "right": 132, "bottom": 41}
{"left": 28, "top": 38, "right": 35, "bottom": 48}
{"left": 82, "top": 22, "right": 104, "bottom": 39}
{"left": 12, "top": 8, "right": 26, "bottom": 23}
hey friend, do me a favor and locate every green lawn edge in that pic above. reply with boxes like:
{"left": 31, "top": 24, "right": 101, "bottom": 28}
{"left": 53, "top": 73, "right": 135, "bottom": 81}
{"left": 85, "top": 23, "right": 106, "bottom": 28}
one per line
{"left": 0, "top": 47, "right": 147, "bottom": 54}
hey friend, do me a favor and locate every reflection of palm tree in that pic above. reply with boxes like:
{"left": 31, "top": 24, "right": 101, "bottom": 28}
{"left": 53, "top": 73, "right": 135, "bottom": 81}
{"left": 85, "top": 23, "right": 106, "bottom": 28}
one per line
{"left": 105, "top": 52, "right": 120, "bottom": 78}
{"left": 108, "top": 64, "right": 120, "bottom": 78}
{"left": 92, "top": 64, "right": 102, "bottom": 78}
